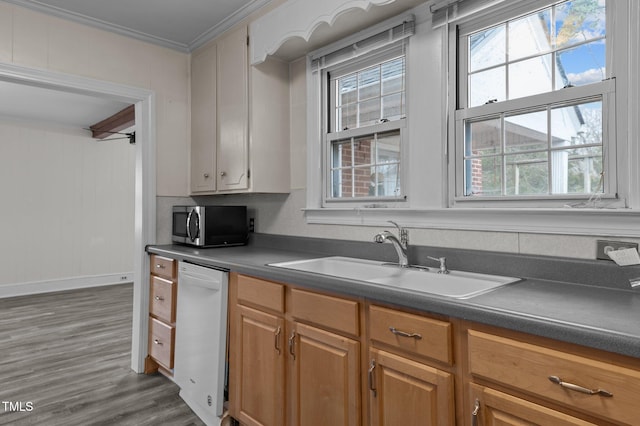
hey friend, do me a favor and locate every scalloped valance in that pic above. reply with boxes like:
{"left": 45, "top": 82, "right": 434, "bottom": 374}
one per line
{"left": 249, "top": 0, "right": 410, "bottom": 65}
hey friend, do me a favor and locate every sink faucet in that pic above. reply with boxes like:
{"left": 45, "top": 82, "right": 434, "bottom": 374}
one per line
{"left": 374, "top": 221, "right": 409, "bottom": 267}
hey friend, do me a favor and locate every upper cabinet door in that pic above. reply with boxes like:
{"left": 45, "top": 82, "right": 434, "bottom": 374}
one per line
{"left": 217, "top": 25, "right": 249, "bottom": 192}
{"left": 190, "top": 44, "right": 217, "bottom": 193}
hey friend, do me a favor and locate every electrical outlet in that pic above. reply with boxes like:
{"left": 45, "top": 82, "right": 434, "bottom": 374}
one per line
{"left": 596, "top": 240, "right": 639, "bottom": 261}
{"left": 249, "top": 218, "right": 255, "bottom": 232}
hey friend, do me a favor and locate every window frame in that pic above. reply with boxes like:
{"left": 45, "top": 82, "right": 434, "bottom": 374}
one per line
{"left": 321, "top": 45, "right": 408, "bottom": 206}
{"left": 448, "top": 0, "right": 626, "bottom": 208}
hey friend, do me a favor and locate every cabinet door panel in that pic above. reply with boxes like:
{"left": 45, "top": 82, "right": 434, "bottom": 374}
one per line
{"left": 369, "top": 348, "right": 454, "bottom": 426}
{"left": 190, "top": 44, "right": 217, "bottom": 193}
{"left": 291, "top": 322, "right": 360, "bottom": 426}
{"left": 217, "top": 24, "right": 248, "bottom": 191}
{"left": 232, "top": 305, "right": 285, "bottom": 426}
{"left": 469, "top": 384, "right": 598, "bottom": 426}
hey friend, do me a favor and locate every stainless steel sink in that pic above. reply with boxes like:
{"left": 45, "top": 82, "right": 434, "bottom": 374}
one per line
{"left": 269, "top": 256, "right": 521, "bottom": 299}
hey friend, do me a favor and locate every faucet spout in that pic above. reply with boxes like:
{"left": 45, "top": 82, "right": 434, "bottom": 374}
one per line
{"left": 374, "top": 230, "right": 409, "bottom": 267}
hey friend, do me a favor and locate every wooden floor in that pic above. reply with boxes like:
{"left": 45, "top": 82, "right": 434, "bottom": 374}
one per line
{"left": 0, "top": 284, "right": 205, "bottom": 426}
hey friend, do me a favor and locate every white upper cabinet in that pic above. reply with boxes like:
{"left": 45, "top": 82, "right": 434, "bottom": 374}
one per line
{"left": 216, "top": 25, "right": 249, "bottom": 192}
{"left": 190, "top": 43, "right": 217, "bottom": 193}
{"left": 190, "top": 24, "right": 290, "bottom": 195}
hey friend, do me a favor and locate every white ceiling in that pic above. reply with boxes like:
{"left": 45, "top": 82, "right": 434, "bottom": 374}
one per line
{"left": 1, "top": 0, "right": 270, "bottom": 131}
{"left": 0, "top": 80, "right": 132, "bottom": 129}
{"left": 4, "top": 0, "right": 271, "bottom": 52}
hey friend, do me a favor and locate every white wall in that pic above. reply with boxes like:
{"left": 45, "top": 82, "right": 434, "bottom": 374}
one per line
{"left": 0, "top": 119, "right": 135, "bottom": 291}
{"left": 0, "top": 1, "right": 190, "bottom": 197}
{"left": 0, "top": 3, "right": 189, "bottom": 295}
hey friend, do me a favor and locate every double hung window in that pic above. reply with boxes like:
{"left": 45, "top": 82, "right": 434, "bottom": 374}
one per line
{"left": 312, "top": 18, "right": 413, "bottom": 206}
{"left": 453, "top": 0, "right": 615, "bottom": 203}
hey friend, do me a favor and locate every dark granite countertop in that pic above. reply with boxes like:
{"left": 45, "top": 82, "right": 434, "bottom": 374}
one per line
{"left": 147, "top": 234, "right": 640, "bottom": 359}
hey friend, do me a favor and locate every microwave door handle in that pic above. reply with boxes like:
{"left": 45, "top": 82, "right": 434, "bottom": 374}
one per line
{"left": 186, "top": 209, "right": 194, "bottom": 241}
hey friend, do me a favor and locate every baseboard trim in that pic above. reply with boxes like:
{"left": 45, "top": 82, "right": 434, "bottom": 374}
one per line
{"left": 0, "top": 273, "right": 134, "bottom": 298}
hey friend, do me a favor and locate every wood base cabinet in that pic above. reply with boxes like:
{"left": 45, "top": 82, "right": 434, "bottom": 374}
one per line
{"left": 369, "top": 348, "right": 454, "bottom": 426}
{"left": 290, "top": 322, "right": 360, "bottom": 426}
{"left": 229, "top": 274, "right": 362, "bottom": 426}
{"left": 465, "top": 328, "right": 640, "bottom": 426}
{"left": 146, "top": 255, "right": 178, "bottom": 376}
{"left": 233, "top": 304, "right": 286, "bottom": 426}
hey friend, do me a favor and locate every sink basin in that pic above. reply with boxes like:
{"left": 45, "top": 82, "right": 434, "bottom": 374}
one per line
{"left": 268, "top": 256, "right": 521, "bottom": 299}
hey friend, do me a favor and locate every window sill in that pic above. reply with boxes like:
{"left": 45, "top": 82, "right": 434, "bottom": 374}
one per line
{"left": 303, "top": 206, "right": 640, "bottom": 237}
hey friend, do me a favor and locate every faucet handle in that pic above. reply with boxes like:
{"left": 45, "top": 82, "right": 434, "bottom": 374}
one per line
{"left": 388, "top": 221, "right": 408, "bottom": 246}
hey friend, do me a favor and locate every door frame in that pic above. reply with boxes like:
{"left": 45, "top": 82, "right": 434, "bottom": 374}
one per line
{"left": 0, "top": 61, "right": 156, "bottom": 373}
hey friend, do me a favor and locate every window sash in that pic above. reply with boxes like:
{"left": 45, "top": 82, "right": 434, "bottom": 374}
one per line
{"left": 324, "top": 120, "right": 406, "bottom": 204}
{"left": 454, "top": 80, "right": 617, "bottom": 201}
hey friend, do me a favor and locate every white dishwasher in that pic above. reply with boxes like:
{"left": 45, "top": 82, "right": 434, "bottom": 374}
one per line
{"left": 174, "top": 261, "right": 229, "bottom": 426}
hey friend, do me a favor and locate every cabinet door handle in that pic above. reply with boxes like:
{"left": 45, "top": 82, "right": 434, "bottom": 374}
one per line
{"left": 471, "top": 399, "right": 480, "bottom": 426}
{"left": 153, "top": 339, "right": 163, "bottom": 346}
{"left": 548, "top": 376, "right": 613, "bottom": 397}
{"left": 154, "top": 296, "right": 164, "bottom": 301}
{"left": 389, "top": 326, "right": 422, "bottom": 340}
{"left": 274, "top": 326, "right": 281, "bottom": 355}
{"left": 220, "top": 171, "right": 226, "bottom": 177}
{"left": 368, "top": 359, "right": 377, "bottom": 397}
{"left": 204, "top": 173, "right": 209, "bottom": 178}
{"left": 288, "top": 331, "right": 296, "bottom": 360}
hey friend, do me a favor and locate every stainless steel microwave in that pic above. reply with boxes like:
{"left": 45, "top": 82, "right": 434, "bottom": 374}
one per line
{"left": 172, "top": 205, "right": 248, "bottom": 247}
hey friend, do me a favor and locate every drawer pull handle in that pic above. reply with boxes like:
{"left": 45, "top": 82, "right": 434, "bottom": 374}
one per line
{"left": 472, "top": 399, "right": 480, "bottom": 426}
{"left": 548, "top": 376, "right": 613, "bottom": 397}
{"left": 288, "top": 331, "right": 296, "bottom": 360}
{"left": 154, "top": 296, "right": 164, "bottom": 301}
{"left": 389, "top": 326, "right": 422, "bottom": 340}
{"left": 156, "top": 264, "right": 165, "bottom": 269}
{"left": 153, "top": 339, "right": 163, "bottom": 346}
{"left": 368, "top": 360, "right": 377, "bottom": 397}
{"left": 274, "top": 326, "right": 282, "bottom": 355}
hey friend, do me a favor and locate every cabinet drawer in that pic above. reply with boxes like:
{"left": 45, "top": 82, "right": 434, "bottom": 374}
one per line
{"left": 290, "top": 288, "right": 359, "bottom": 336}
{"left": 237, "top": 274, "right": 285, "bottom": 313}
{"left": 369, "top": 305, "right": 452, "bottom": 365}
{"left": 149, "top": 317, "right": 175, "bottom": 369}
{"left": 468, "top": 330, "right": 640, "bottom": 426}
{"left": 150, "top": 255, "right": 176, "bottom": 280}
{"left": 149, "top": 276, "right": 177, "bottom": 323}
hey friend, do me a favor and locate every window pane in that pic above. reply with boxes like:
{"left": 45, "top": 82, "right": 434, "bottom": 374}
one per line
{"left": 562, "top": 146, "right": 603, "bottom": 193}
{"left": 555, "top": 42, "right": 605, "bottom": 89}
{"left": 336, "top": 105, "right": 357, "bottom": 131}
{"left": 338, "top": 74, "right": 357, "bottom": 106}
{"left": 555, "top": 0, "right": 606, "bottom": 49}
{"left": 469, "top": 66, "right": 506, "bottom": 107}
{"left": 376, "top": 131, "right": 401, "bottom": 164}
{"left": 551, "top": 101, "right": 602, "bottom": 148}
{"left": 508, "top": 55, "right": 553, "bottom": 99}
{"left": 359, "top": 98, "right": 381, "bottom": 127}
{"left": 331, "top": 168, "right": 353, "bottom": 198}
{"left": 381, "top": 58, "right": 404, "bottom": 95}
{"left": 353, "top": 136, "right": 374, "bottom": 166}
{"left": 465, "top": 118, "right": 502, "bottom": 156}
{"left": 505, "top": 152, "right": 549, "bottom": 195}
{"left": 372, "top": 164, "right": 400, "bottom": 197}
{"left": 331, "top": 139, "right": 352, "bottom": 168}
{"left": 382, "top": 93, "right": 403, "bottom": 121}
{"left": 465, "top": 156, "right": 502, "bottom": 196}
{"left": 505, "top": 110, "right": 548, "bottom": 153}
{"left": 508, "top": 9, "right": 552, "bottom": 61}
{"left": 470, "top": 24, "right": 506, "bottom": 72}
{"left": 358, "top": 66, "right": 381, "bottom": 100}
